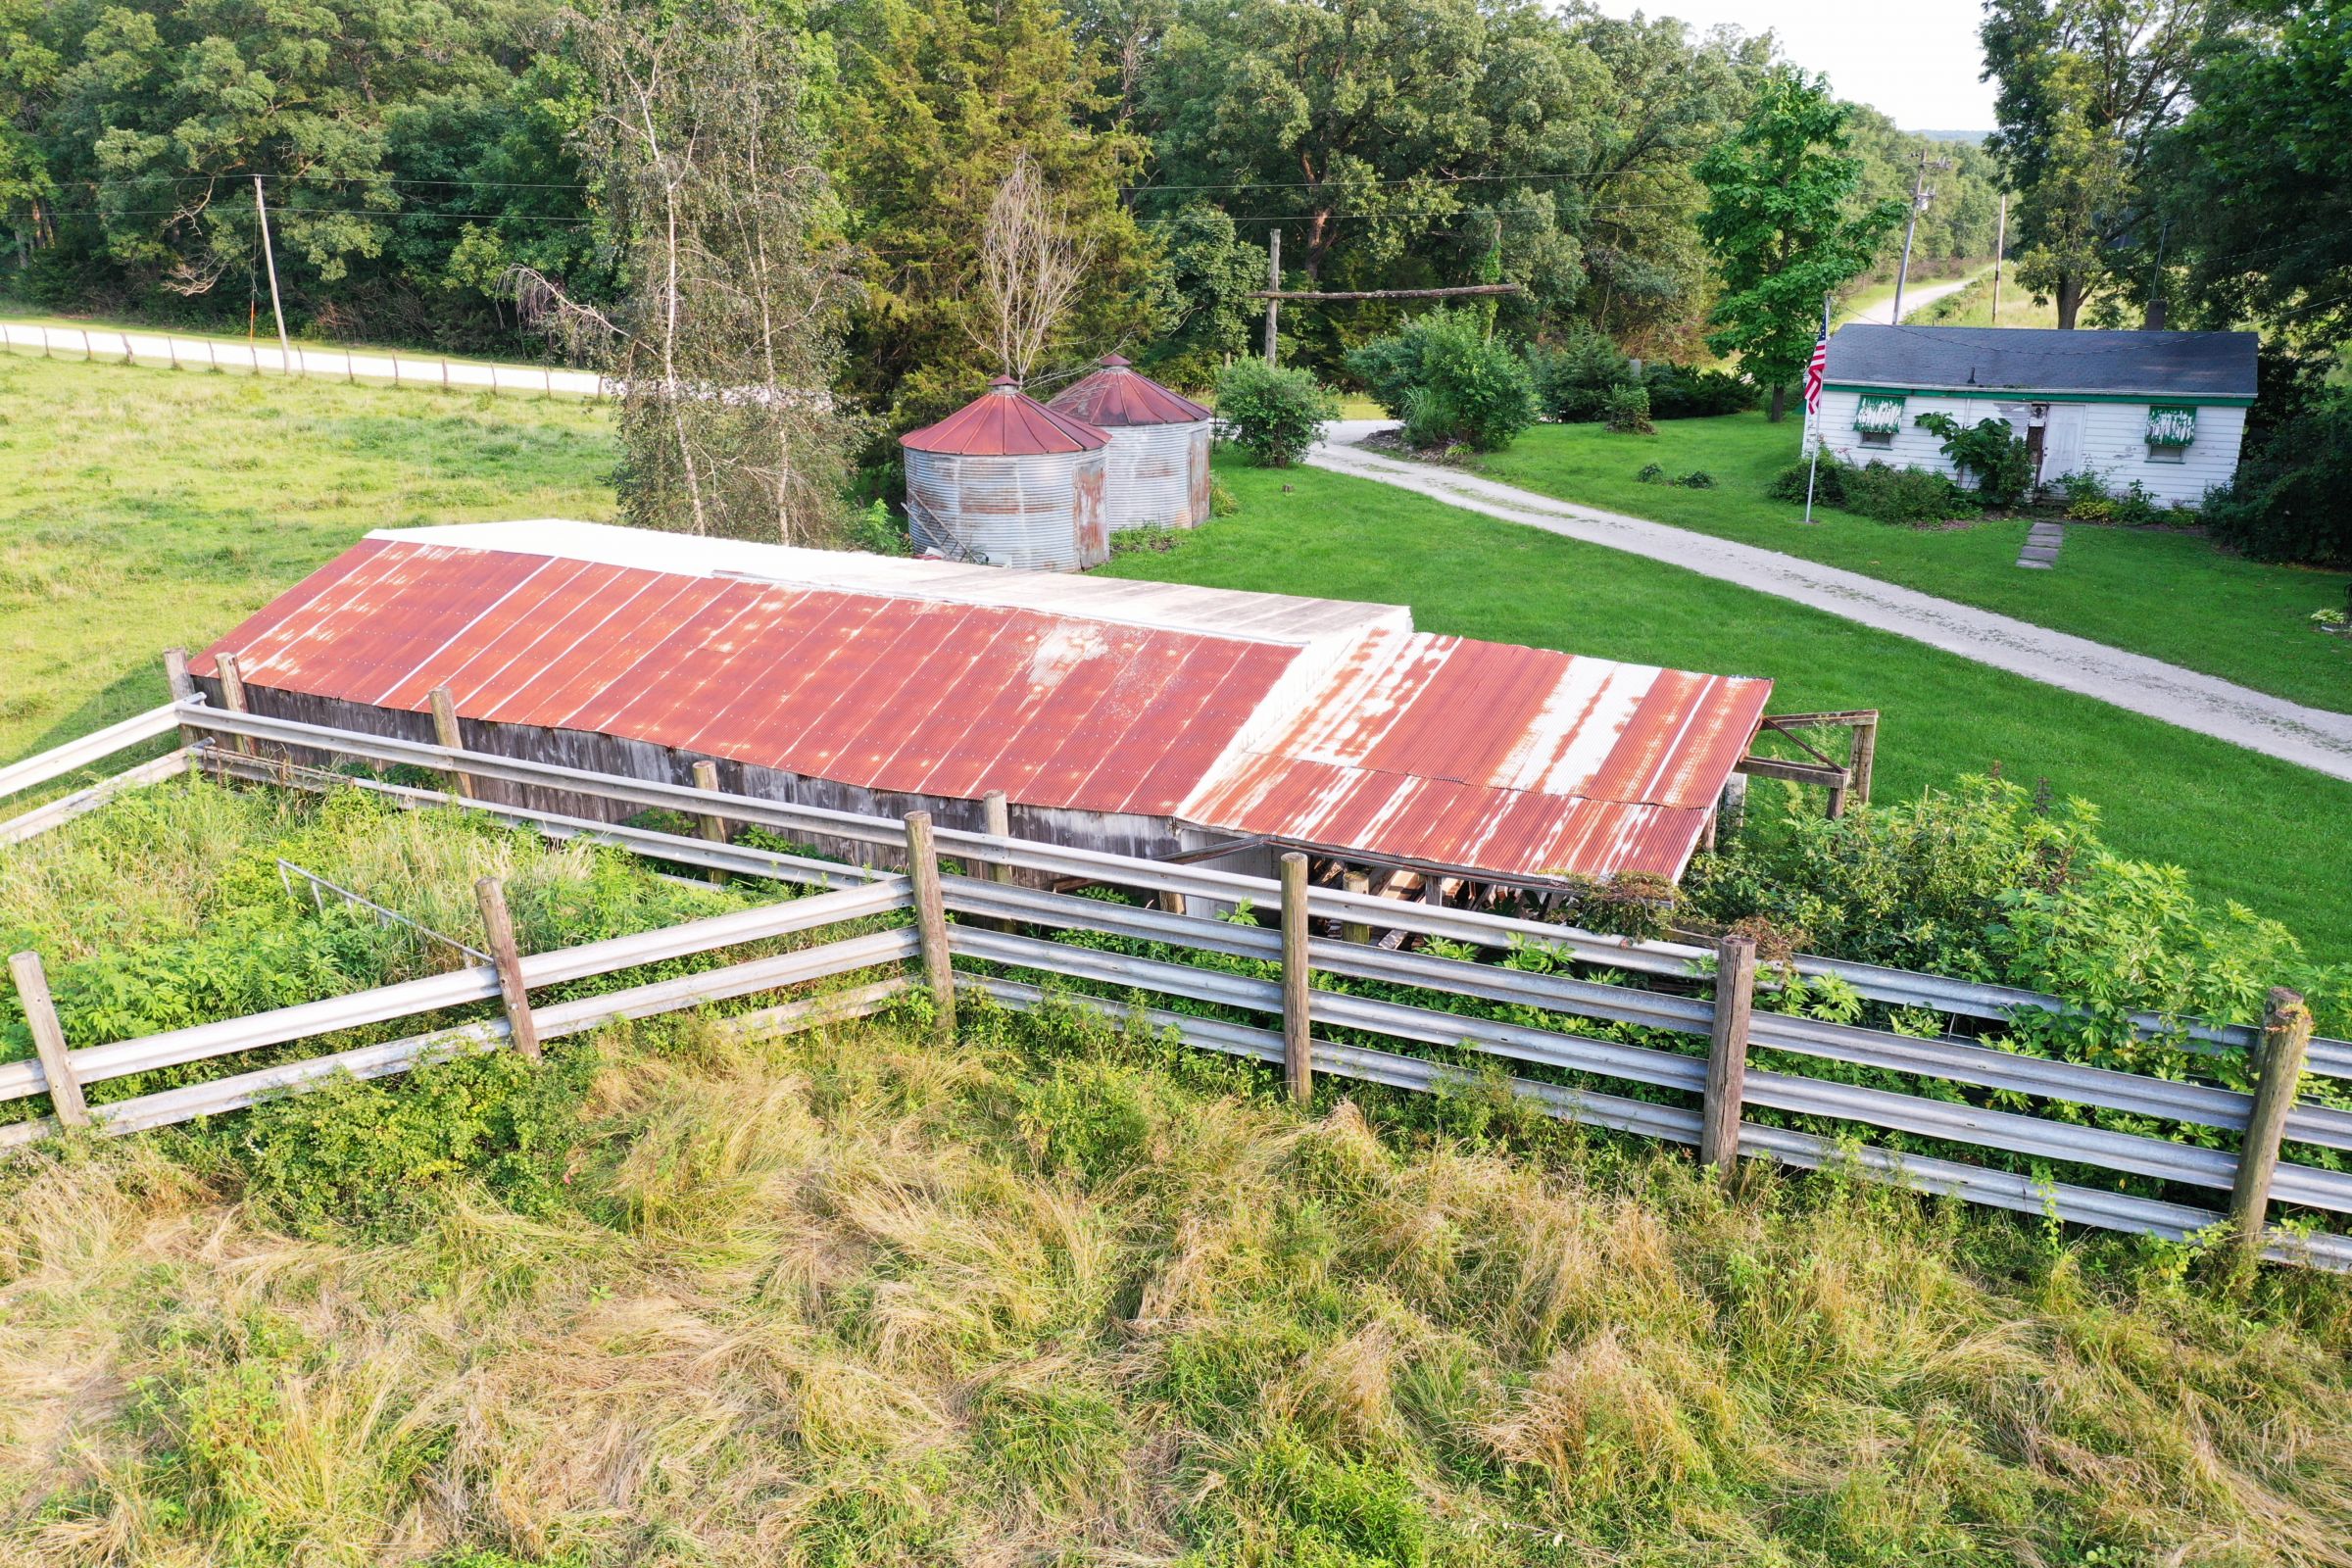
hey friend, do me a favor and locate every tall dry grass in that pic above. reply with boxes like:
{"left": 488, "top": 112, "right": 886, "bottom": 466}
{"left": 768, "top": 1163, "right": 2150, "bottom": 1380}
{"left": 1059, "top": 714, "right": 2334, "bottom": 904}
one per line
{"left": 2, "top": 996, "right": 2349, "bottom": 1567}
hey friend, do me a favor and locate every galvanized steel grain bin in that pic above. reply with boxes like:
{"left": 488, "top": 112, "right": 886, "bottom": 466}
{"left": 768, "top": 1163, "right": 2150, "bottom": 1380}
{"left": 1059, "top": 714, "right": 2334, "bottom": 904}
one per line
{"left": 1048, "top": 355, "right": 1214, "bottom": 530}
{"left": 901, "top": 378, "right": 1110, "bottom": 570}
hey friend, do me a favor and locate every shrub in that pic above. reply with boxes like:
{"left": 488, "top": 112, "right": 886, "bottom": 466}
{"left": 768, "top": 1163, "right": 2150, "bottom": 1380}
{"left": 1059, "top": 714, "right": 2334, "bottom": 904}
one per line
{"left": 2055, "top": 470, "right": 2176, "bottom": 527}
{"left": 1637, "top": 462, "right": 1666, "bottom": 483}
{"left": 1214, "top": 360, "right": 1340, "bottom": 466}
{"left": 1914, "top": 411, "right": 2034, "bottom": 507}
{"left": 1344, "top": 309, "right": 1539, "bottom": 452}
{"left": 1676, "top": 469, "right": 1716, "bottom": 489}
{"left": 2200, "top": 398, "right": 2352, "bottom": 566}
{"left": 1838, "top": 461, "right": 1976, "bottom": 524}
{"left": 1642, "top": 362, "right": 1758, "bottom": 418}
{"left": 1527, "top": 327, "right": 1632, "bottom": 422}
{"left": 1767, "top": 453, "right": 1969, "bottom": 522}
{"left": 1602, "top": 384, "right": 1653, "bottom": 434}
{"left": 1208, "top": 477, "right": 1239, "bottom": 516}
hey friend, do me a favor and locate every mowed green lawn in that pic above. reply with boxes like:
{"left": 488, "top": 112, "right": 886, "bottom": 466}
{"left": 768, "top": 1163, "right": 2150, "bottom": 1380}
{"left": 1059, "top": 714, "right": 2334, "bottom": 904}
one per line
{"left": 1472, "top": 413, "right": 2352, "bottom": 713}
{"left": 1104, "top": 460, "right": 2352, "bottom": 963}
{"left": 3, "top": 352, "right": 2348, "bottom": 960}
{"left": 0, "top": 353, "right": 613, "bottom": 762}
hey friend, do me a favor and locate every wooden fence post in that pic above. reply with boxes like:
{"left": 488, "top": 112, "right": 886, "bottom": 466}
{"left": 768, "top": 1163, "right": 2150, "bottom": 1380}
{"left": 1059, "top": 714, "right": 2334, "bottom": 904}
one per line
{"left": 1699, "top": 933, "right": 1757, "bottom": 1179}
{"left": 427, "top": 685, "right": 475, "bottom": 801}
{"left": 904, "top": 811, "right": 956, "bottom": 1041}
{"left": 216, "top": 652, "right": 256, "bottom": 757}
{"left": 162, "top": 647, "right": 199, "bottom": 749}
{"left": 9, "top": 952, "right": 90, "bottom": 1129}
{"left": 691, "top": 760, "right": 728, "bottom": 882}
{"left": 1341, "top": 868, "right": 1371, "bottom": 947}
{"left": 473, "top": 877, "right": 541, "bottom": 1060}
{"left": 1281, "top": 851, "right": 1313, "bottom": 1104}
{"left": 2229, "top": 987, "right": 2314, "bottom": 1270}
{"left": 1849, "top": 713, "right": 1879, "bottom": 808}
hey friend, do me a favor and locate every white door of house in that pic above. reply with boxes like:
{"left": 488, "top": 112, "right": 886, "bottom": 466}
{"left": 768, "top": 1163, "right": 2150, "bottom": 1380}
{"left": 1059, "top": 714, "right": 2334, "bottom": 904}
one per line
{"left": 2037, "top": 403, "right": 2088, "bottom": 483}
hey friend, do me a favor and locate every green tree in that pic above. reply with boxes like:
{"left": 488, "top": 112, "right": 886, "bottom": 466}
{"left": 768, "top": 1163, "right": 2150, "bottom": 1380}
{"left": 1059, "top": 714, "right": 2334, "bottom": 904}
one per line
{"left": 2159, "top": 0, "right": 2352, "bottom": 346}
{"left": 1980, "top": 0, "right": 2216, "bottom": 328}
{"left": 825, "top": 0, "right": 1152, "bottom": 434}
{"left": 1695, "top": 69, "right": 1900, "bottom": 420}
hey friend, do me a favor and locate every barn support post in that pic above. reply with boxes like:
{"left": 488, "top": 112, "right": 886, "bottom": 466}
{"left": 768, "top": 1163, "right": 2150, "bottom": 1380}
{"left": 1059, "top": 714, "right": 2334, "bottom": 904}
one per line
{"left": 215, "top": 652, "right": 255, "bottom": 758}
{"left": 2228, "top": 988, "right": 2314, "bottom": 1274}
{"left": 690, "top": 760, "right": 728, "bottom": 883}
{"left": 473, "top": 877, "right": 542, "bottom": 1061}
{"left": 427, "top": 686, "right": 476, "bottom": 801}
{"left": 1342, "top": 869, "right": 1371, "bottom": 946}
{"left": 9, "top": 951, "right": 90, "bottom": 1129}
{"left": 1699, "top": 934, "right": 1758, "bottom": 1180}
{"left": 905, "top": 811, "right": 957, "bottom": 1042}
{"left": 1280, "top": 851, "right": 1313, "bottom": 1104}
{"left": 982, "top": 790, "right": 1012, "bottom": 888}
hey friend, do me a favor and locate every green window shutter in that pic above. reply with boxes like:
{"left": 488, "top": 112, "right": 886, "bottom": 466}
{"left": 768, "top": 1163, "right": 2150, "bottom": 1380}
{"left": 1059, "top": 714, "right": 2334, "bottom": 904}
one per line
{"left": 1854, "top": 394, "right": 1906, "bottom": 434}
{"left": 2146, "top": 405, "right": 2197, "bottom": 447}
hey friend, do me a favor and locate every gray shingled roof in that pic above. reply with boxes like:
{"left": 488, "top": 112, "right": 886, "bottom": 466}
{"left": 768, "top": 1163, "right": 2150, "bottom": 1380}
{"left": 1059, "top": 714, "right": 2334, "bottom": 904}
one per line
{"left": 1824, "top": 325, "right": 2257, "bottom": 399}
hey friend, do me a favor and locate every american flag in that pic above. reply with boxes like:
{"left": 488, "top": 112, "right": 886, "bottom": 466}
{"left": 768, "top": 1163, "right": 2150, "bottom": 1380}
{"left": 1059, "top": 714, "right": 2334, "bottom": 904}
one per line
{"left": 1802, "top": 330, "right": 1829, "bottom": 415}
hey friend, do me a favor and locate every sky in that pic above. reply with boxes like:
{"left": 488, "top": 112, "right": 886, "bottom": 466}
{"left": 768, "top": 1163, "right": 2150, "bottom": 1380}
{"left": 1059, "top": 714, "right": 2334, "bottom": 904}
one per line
{"left": 1592, "top": 0, "right": 1998, "bottom": 132}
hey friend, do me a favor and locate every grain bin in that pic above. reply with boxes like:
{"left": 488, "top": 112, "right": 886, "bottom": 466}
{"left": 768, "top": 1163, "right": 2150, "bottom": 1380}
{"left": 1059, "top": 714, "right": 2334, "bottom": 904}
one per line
{"left": 900, "top": 378, "right": 1110, "bottom": 570}
{"left": 1048, "top": 355, "right": 1214, "bottom": 530}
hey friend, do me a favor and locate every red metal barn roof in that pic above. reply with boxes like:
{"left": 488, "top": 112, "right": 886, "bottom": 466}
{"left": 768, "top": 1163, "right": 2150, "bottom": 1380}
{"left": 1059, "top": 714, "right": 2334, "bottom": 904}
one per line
{"left": 1047, "top": 356, "right": 1213, "bottom": 427}
{"left": 196, "top": 521, "right": 1772, "bottom": 881}
{"left": 901, "top": 377, "right": 1108, "bottom": 455}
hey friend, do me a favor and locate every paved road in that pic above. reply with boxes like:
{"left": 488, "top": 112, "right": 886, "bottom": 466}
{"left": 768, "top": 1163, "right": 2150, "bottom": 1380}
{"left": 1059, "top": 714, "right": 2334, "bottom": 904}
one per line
{"left": 1843, "top": 270, "right": 1984, "bottom": 326}
{"left": 1310, "top": 425, "right": 2352, "bottom": 783}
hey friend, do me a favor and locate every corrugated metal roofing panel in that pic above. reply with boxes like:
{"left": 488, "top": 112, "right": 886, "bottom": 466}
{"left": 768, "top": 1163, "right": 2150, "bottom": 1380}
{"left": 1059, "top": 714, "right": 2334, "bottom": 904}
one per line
{"left": 900, "top": 378, "right": 1109, "bottom": 455}
{"left": 1047, "top": 356, "right": 1214, "bottom": 427}
{"left": 201, "top": 526, "right": 1772, "bottom": 883}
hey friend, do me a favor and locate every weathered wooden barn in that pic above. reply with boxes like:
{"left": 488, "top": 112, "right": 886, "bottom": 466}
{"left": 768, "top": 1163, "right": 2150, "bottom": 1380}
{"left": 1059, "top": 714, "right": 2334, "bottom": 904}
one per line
{"left": 1809, "top": 326, "right": 2257, "bottom": 508}
{"left": 191, "top": 520, "right": 1773, "bottom": 894}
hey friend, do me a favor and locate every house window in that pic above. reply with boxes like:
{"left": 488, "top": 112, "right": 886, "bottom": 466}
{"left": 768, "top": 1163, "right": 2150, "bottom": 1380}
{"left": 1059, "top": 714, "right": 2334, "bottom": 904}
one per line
{"left": 1853, "top": 394, "right": 1906, "bottom": 439}
{"left": 2145, "top": 404, "right": 2196, "bottom": 462}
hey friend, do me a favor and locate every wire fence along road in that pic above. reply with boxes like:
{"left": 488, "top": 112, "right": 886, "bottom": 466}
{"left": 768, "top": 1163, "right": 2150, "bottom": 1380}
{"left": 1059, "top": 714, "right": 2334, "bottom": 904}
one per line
{"left": 2, "top": 698, "right": 2347, "bottom": 1273}
{"left": 0, "top": 319, "right": 604, "bottom": 397}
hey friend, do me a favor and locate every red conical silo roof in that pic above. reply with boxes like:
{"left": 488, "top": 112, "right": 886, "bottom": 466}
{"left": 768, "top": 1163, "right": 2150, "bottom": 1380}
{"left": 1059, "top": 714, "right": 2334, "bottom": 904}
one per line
{"left": 901, "top": 376, "right": 1108, "bottom": 455}
{"left": 1048, "top": 355, "right": 1214, "bottom": 427}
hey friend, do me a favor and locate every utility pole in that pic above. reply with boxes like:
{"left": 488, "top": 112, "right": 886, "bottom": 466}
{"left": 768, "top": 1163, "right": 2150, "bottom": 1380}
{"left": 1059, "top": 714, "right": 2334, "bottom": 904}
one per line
{"left": 252, "top": 174, "right": 294, "bottom": 375}
{"left": 1262, "top": 228, "right": 1281, "bottom": 368}
{"left": 1989, "top": 192, "right": 2007, "bottom": 326}
{"left": 1888, "top": 150, "right": 1952, "bottom": 325}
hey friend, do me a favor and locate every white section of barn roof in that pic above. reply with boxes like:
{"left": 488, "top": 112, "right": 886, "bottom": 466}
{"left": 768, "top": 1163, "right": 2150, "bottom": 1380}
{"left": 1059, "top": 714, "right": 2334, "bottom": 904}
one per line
{"left": 370, "top": 518, "right": 1409, "bottom": 647}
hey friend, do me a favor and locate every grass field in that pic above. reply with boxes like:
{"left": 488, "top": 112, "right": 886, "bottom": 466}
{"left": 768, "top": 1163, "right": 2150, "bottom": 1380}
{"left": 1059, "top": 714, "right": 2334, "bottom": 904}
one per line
{"left": 1471, "top": 414, "right": 2352, "bottom": 713}
{"left": 1, "top": 774, "right": 2347, "bottom": 1567}
{"left": 4, "top": 352, "right": 2347, "bottom": 958}
{"left": 0, "top": 354, "right": 613, "bottom": 764}
{"left": 1102, "top": 462, "right": 2352, "bottom": 962}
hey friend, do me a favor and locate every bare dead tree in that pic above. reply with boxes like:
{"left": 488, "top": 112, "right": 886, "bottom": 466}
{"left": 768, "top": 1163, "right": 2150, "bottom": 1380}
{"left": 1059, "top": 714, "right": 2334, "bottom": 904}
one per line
{"left": 968, "top": 151, "right": 1096, "bottom": 383}
{"left": 523, "top": 0, "right": 858, "bottom": 544}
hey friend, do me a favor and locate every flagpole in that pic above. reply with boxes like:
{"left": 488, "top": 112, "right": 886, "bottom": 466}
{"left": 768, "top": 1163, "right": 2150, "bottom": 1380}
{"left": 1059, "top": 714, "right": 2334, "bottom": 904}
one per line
{"left": 1801, "top": 291, "right": 1831, "bottom": 524}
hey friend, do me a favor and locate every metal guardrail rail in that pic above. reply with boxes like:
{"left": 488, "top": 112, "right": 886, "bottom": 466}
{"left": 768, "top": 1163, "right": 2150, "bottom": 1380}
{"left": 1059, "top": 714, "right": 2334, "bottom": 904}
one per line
{"left": 2, "top": 699, "right": 2347, "bottom": 1270}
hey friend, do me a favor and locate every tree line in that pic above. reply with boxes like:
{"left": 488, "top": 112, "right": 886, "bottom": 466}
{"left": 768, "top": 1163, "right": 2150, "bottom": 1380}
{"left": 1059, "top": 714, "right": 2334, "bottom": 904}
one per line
{"left": 0, "top": 0, "right": 2002, "bottom": 423}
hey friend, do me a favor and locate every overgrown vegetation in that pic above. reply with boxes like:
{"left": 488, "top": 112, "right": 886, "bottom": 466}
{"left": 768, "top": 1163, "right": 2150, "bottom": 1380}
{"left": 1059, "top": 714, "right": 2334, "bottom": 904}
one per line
{"left": 1769, "top": 452, "right": 1978, "bottom": 524}
{"left": 5, "top": 989, "right": 2352, "bottom": 1565}
{"left": 1915, "top": 411, "right": 2036, "bottom": 508}
{"left": 1212, "top": 360, "right": 1338, "bottom": 466}
{"left": 1345, "top": 309, "right": 1539, "bottom": 453}
{"left": 2202, "top": 397, "right": 2352, "bottom": 568}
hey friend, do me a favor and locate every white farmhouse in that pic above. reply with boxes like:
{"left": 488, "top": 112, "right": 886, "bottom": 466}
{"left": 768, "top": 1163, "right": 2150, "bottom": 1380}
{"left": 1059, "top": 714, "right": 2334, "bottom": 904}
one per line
{"left": 1806, "top": 325, "right": 2257, "bottom": 509}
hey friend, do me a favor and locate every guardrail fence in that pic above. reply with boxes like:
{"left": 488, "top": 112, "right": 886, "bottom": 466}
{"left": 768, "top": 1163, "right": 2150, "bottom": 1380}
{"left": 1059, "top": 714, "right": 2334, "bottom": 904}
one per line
{"left": 2, "top": 692, "right": 2346, "bottom": 1272}
{"left": 2, "top": 319, "right": 603, "bottom": 398}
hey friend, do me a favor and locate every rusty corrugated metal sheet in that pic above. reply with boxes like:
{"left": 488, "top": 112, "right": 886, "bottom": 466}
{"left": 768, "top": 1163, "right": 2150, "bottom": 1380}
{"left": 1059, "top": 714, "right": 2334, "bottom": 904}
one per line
{"left": 1174, "top": 628, "right": 1772, "bottom": 880}
{"left": 1046, "top": 356, "right": 1213, "bottom": 427}
{"left": 901, "top": 378, "right": 1107, "bottom": 455}
{"left": 196, "top": 524, "right": 1772, "bottom": 882}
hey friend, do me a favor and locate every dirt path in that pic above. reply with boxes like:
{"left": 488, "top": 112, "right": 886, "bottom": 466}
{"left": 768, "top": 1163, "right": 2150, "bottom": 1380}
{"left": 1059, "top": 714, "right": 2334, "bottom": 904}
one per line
{"left": 1309, "top": 427, "right": 2352, "bottom": 783}
{"left": 1843, "top": 269, "right": 1984, "bottom": 326}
